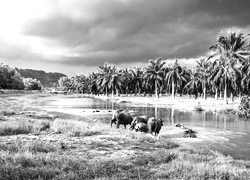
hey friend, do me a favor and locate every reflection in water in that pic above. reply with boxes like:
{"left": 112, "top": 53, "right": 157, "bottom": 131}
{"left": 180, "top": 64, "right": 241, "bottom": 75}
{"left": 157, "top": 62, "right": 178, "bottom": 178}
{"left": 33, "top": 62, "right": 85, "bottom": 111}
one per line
{"left": 224, "top": 115, "right": 226, "bottom": 130}
{"left": 155, "top": 106, "right": 157, "bottom": 118}
{"left": 202, "top": 111, "right": 206, "bottom": 127}
{"left": 39, "top": 96, "right": 250, "bottom": 160}
{"left": 171, "top": 107, "right": 174, "bottom": 126}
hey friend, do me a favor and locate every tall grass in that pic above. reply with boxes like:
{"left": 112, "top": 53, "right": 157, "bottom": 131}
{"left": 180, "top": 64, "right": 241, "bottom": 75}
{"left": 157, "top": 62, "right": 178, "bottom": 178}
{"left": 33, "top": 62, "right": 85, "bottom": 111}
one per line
{"left": 0, "top": 121, "right": 33, "bottom": 135}
{"left": 0, "top": 140, "right": 57, "bottom": 153}
{"left": 50, "top": 119, "right": 109, "bottom": 137}
{"left": 0, "top": 120, "right": 51, "bottom": 136}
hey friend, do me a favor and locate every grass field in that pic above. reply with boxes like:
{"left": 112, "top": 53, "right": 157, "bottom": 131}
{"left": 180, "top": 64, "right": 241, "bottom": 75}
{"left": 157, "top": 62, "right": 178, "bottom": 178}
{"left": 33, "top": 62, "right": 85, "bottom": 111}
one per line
{"left": 0, "top": 91, "right": 249, "bottom": 179}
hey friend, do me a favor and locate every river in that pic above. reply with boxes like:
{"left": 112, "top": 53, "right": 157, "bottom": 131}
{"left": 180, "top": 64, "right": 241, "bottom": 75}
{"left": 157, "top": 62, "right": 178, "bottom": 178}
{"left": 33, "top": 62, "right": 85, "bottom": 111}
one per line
{"left": 38, "top": 95, "right": 250, "bottom": 160}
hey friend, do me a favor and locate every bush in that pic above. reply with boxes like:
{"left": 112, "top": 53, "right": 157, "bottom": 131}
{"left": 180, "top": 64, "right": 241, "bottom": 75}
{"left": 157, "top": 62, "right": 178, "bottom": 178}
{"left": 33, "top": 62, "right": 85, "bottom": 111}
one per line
{"left": 0, "top": 64, "right": 25, "bottom": 90}
{"left": 238, "top": 96, "right": 250, "bottom": 119}
{"left": 23, "top": 78, "right": 42, "bottom": 90}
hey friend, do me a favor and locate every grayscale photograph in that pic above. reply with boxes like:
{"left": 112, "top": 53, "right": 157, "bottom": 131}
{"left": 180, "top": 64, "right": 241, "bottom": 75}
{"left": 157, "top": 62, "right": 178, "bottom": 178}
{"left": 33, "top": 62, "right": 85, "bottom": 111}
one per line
{"left": 0, "top": 0, "right": 250, "bottom": 179}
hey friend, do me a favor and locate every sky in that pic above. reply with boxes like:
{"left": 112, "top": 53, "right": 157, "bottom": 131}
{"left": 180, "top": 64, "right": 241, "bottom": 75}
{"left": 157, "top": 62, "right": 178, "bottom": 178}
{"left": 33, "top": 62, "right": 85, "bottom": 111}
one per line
{"left": 0, "top": 0, "right": 250, "bottom": 76}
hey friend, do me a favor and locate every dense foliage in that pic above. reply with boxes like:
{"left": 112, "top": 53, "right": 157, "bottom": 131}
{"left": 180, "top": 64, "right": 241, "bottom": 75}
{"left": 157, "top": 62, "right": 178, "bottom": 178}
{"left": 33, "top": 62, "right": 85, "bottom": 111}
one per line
{"left": 238, "top": 96, "right": 250, "bottom": 119}
{"left": 0, "top": 63, "right": 42, "bottom": 90}
{"left": 23, "top": 78, "right": 42, "bottom": 90}
{"left": 0, "top": 64, "right": 25, "bottom": 90}
{"left": 59, "top": 30, "right": 250, "bottom": 103}
{"left": 16, "top": 68, "right": 66, "bottom": 87}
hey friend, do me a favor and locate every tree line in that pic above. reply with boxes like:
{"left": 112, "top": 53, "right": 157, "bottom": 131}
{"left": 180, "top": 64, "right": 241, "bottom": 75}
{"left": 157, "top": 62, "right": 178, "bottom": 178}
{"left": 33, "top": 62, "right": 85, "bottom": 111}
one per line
{"left": 59, "top": 30, "right": 250, "bottom": 104}
{"left": 0, "top": 63, "right": 42, "bottom": 90}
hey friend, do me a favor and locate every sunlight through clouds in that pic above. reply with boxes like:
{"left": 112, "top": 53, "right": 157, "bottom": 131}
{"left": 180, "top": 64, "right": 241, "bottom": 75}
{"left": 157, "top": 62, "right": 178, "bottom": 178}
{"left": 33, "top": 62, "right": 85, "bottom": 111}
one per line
{"left": 0, "top": 0, "right": 250, "bottom": 76}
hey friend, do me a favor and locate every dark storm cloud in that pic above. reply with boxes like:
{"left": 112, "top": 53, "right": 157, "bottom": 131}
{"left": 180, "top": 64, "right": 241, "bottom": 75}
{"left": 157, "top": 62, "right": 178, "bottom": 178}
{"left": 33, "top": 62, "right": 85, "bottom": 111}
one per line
{"left": 22, "top": 0, "right": 250, "bottom": 67}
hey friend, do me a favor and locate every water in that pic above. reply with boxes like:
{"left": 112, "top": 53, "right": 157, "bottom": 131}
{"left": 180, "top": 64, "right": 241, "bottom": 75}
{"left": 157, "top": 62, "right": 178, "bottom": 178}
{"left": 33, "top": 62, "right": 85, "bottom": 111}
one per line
{"left": 39, "top": 96, "right": 250, "bottom": 160}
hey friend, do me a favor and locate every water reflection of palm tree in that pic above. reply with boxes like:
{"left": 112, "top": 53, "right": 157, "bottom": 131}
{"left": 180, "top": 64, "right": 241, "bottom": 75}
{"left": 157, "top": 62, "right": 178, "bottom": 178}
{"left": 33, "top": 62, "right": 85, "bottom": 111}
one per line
{"left": 155, "top": 106, "right": 158, "bottom": 118}
{"left": 215, "top": 113, "right": 219, "bottom": 129}
{"left": 202, "top": 111, "right": 206, "bottom": 127}
{"left": 224, "top": 115, "right": 227, "bottom": 130}
{"left": 105, "top": 100, "right": 108, "bottom": 110}
{"left": 111, "top": 100, "right": 114, "bottom": 110}
{"left": 171, "top": 107, "right": 175, "bottom": 126}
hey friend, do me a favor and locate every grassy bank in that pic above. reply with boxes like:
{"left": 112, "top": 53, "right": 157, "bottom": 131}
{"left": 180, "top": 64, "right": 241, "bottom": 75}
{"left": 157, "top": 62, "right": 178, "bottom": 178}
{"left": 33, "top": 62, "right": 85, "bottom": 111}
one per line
{"left": 0, "top": 91, "right": 250, "bottom": 179}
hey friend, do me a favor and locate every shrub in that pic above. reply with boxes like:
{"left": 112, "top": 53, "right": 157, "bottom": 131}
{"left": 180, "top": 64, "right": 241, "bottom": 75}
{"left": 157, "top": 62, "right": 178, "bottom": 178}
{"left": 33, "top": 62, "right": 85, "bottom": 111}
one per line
{"left": 238, "top": 96, "right": 250, "bottom": 119}
{"left": 23, "top": 78, "right": 42, "bottom": 90}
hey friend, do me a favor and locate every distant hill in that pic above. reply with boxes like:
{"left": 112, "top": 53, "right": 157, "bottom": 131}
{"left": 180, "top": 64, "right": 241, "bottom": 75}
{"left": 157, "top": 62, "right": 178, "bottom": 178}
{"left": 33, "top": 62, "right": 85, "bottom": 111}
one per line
{"left": 16, "top": 68, "right": 67, "bottom": 87}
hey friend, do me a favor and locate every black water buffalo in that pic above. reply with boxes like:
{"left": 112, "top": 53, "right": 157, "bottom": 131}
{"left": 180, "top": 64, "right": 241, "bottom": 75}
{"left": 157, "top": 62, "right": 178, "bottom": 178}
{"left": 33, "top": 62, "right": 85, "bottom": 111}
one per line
{"left": 183, "top": 129, "right": 197, "bottom": 138}
{"left": 110, "top": 110, "right": 133, "bottom": 129}
{"left": 147, "top": 117, "right": 163, "bottom": 136}
{"left": 130, "top": 115, "right": 148, "bottom": 130}
{"left": 134, "top": 122, "right": 149, "bottom": 133}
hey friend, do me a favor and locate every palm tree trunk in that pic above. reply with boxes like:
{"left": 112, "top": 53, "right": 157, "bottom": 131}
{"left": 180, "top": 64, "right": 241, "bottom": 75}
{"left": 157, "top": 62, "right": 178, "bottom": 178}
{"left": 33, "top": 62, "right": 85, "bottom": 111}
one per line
{"left": 224, "top": 79, "right": 228, "bottom": 104}
{"left": 231, "top": 93, "right": 234, "bottom": 102}
{"left": 215, "top": 88, "right": 218, "bottom": 100}
{"left": 137, "top": 84, "right": 141, "bottom": 95}
{"left": 203, "top": 83, "right": 206, "bottom": 99}
{"left": 106, "top": 86, "right": 108, "bottom": 97}
{"left": 111, "top": 84, "right": 114, "bottom": 98}
{"left": 116, "top": 88, "right": 119, "bottom": 97}
{"left": 172, "top": 81, "right": 175, "bottom": 99}
{"left": 155, "top": 80, "right": 158, "bottom": 98}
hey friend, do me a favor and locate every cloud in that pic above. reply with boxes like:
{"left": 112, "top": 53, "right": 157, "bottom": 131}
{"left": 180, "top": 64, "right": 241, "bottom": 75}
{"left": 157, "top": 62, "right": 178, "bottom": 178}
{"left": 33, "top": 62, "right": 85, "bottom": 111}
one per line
{"left": 1, "top": 0, "right": 250, "bottom": 76}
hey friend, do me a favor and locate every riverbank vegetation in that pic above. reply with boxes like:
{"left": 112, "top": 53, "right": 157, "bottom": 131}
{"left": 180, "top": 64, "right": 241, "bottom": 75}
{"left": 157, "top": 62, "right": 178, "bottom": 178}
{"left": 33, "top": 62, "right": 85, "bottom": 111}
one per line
{"left": 0, "top": 63, "right": 42, "bottom": 90}
{"left": 0, "top": 92, "right": 250, "bottom": 179}
{"left": 58, "top": 30, "right": 250, "bottom": 105}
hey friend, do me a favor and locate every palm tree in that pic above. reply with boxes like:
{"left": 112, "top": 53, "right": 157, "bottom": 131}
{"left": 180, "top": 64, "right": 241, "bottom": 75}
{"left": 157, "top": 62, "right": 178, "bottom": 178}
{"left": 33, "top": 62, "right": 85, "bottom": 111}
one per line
{"left": 130, "top": 67, "right": 143, "bottom": 96}
{"left": 96, "top": 62, "right": 123, "bottom": 97}
{"left": 108, "top": 73, "right": 124, "bottom": 97}
{"left": 144, "top": 58, "right": 165, "bottom": 98}
{"left": 96, "top": 62, "right": 114, "bottom": 96}
{"left": 73, "top": 74, "right": 87, "bottom": 94}
{"left": 119, "top": 68, "right": 131, "bottom": 96}
{"left": 183, "top": 69, "right": 201, "bottom": 99}
{"left": 87, "top": 72, "right": 98, "bottom": 95}
{"left": 196, "top": 58, "right": 211, "bottom": 99}
{"left": 209, "top": 30, "right": 250, "bottom": 103}
{"left": 239, "top": 39, "right": 250, "bottom": 96}
{"left": 240, "top": 63, "right": 250, "bottom": 96}
{"left": 165, "top": 60, "right": 189, "bottom": 99}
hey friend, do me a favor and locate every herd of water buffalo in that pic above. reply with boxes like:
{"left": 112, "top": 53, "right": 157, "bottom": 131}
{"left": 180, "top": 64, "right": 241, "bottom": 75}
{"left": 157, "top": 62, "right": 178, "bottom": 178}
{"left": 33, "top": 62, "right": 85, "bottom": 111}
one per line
{"left": 110, "top": 109, "right": 197, "bottom": 138}
{"left": 110, "top": 109, "right": 164, "bottom": 136}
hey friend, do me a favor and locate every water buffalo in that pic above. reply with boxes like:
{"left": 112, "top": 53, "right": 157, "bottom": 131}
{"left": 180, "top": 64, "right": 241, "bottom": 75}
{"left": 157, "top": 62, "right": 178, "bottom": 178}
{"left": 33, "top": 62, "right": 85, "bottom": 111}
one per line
{"left": 183, "top": 129, "right": 197, "bottom": 138}
{"left": 175, "top": 123, "right": 187, "bottom": 129}
{"left": 147, "top": 117, "right": 163, "bottom": 136}
{"left": 134, "top": 122, "right": 149, "bottom": 133}
{"left": 110, "top": 110, "right": 133, "bottom": 129}
{"left": 130, "top": 115, "right": 148, "bottom": 130}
